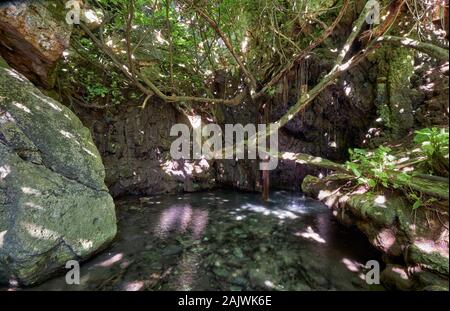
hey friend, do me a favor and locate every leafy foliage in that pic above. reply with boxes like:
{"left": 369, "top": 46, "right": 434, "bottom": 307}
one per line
{"left": 58, "top": 29, "right": 127, "bottom": 107}
{"left": 346, "top": 146, "right": 410, "bottom": 189}
{"left": 413, "top": 128, "right": 449, "bottom": 176}
{"left": 57, "top": 0, "right": 348, "bottom": 108}
{"left": 345, "top": 128, "right": 449, "bottom": 210}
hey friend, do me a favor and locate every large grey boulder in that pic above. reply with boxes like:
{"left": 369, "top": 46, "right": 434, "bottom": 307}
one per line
{"left": 0, "top": 65, "right": 117, "bottom": 286}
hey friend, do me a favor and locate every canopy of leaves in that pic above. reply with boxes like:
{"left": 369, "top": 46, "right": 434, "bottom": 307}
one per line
{"left": 58, "top": 0, "right": 448, "bottom": 115}
{"left": 59, "top": 0, "right": 356, "bottom": 105}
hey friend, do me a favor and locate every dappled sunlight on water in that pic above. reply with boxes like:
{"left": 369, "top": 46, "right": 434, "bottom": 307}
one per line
{"left": 155, "top": 204, "right": 209, "bottom": 239}
{"left": 12, "top": 190, "right": 383, "bottom": 291}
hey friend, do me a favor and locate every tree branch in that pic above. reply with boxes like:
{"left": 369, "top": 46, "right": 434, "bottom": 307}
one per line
{"left": 125, "top": 0, "right": 135, "bottom": 77}
{"left": 78, "top": 0, "right": 351, "bottom": 107}
{"left": 180, "top": 0, "right": 258, "bottom": 91}
{"left": 79, "top": 22, "right": 246, "bottom": 106}
{"left": 376, "top": 36, "right": 449, "bottom": 61}
{"left": 216, "top": 4, "right": 374, "bottom": 167}
{"left": 360, "top": 0, "right": 406, "bottom": 42}
{"left": 272, "top": 151, "right": 349, "bottom": 172}
{"left": 273, "top": 3, "right": 371, "bottom": 129}
{"left": 254, "top": 0, "right": 350, "bottom": 100}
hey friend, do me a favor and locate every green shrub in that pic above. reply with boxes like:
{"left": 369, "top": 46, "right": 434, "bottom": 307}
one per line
{"left": 346, "top": 146, "right": 410, "bottom": 189}
{"left": 413, "top": 128, "right": 449, "bottom": 176}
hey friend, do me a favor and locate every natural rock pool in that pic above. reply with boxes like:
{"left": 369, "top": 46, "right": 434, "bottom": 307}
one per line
{"left": 9, "top": 190, "right": 383, "bottom": 291}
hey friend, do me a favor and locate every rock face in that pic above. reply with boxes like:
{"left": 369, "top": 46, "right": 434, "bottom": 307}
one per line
{"left": 302, "top": 175, "right": 449, "bottom": 290}
{"left": 74, "top": 94, "right": 329, "bottom": 196}
{"left": 73, "top": 100, "right": 215, "bottom": 197}
{"left": 270, "top": 56, "right": 376, "bottom": 161}
{"left": 0, "top": 1, "right": 71, "bottom": 88}
{"left": 0, "top": 65, "right": 117, "bottom": 286}
{"left": 413, "top": 61, "right": 449, "bottom": 128}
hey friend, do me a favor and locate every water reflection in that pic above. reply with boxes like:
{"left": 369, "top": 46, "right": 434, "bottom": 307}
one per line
{"left": 156, "top": 204, "right": 209, "bottom": 239}
{"left": 13, "top": 190, "right": 382, "bottom": 291}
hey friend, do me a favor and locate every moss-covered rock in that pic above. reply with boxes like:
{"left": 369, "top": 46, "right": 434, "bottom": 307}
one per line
{"left": 407, "top": 244, "right": 449, "bottom": 276}
{"left": 0, "top": 67, "right": 116, "bottom": 285}
{"left": 370, "top": 45, "right": 415, "bottom": 140}
{"left": 302, "top": 174, "right": 449, "bottom": 290}
{"left": 381, "top": 264, "right": 415, "bottom": 291}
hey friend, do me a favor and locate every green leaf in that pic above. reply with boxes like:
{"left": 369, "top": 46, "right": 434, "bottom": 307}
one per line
{"left": 367, "top": 179, "right": 377, "bottom": 188}
{"left": 413, "top": 200, "right": 422, "bottom": 210}
{"left": 346, "top": 162, "right": 361, "bottom": 178}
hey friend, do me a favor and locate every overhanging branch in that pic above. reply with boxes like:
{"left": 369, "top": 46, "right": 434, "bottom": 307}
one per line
{"left": 78, "top": 0, "right": 350, "bottom": 107}
{"left": 273, "top": 3, "right": 371, "bottom": 129}
{"left": 377, "top": 36, "right": 449, "bottom": 61}
{"left": 254, "top": 0, "right": 350, "bottom": 100}
{"left": 79, "top": 22, "right": 246, "bottom": 106}
{"left": 180, "top": 0, "right": 258, "bottom": 91}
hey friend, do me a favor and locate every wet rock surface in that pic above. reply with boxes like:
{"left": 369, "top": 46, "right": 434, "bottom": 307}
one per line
{"left": 9, "top": 190, "right": 385, "bottom": 291}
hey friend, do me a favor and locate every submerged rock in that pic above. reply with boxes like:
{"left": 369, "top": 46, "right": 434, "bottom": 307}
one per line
{"left": 0, "top": 66, "right": 116, "bottom": 286}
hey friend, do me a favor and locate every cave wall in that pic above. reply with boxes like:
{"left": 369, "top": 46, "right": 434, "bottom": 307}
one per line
{"left": 72, "top": 99, "right": 216, "bottom": 197}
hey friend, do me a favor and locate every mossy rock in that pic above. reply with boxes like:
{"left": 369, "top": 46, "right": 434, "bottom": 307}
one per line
{"left": 407, "top": 244, "right": 449, "bottom": 276}
{"left": 0, "top": 67, "right": 116, "bottom": 286}
{"left": 346, "top": 193, "right": 398, "bottom": 227}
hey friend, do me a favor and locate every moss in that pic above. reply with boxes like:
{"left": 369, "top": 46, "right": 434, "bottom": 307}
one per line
{"left": 407, "top": 245, "right": 449, "bottom": 276}
{"left": 347, "top": 193, "right": 397, "bottom": 227}
{"left": 301, "top": 175, "right": 321, "bottom": 195}
{"left": 373, "top": 46, "right": 415, "bottom": 137}
{"left": 1, "top": 66, "right": 117, "bottom": 285}
{"left": 0, "top": 55, "right": 8, "bottom": 68}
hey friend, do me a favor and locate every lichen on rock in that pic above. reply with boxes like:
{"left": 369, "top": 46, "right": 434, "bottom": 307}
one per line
{"left": 0, "top": 66, "right": 116, "bottom": 286}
